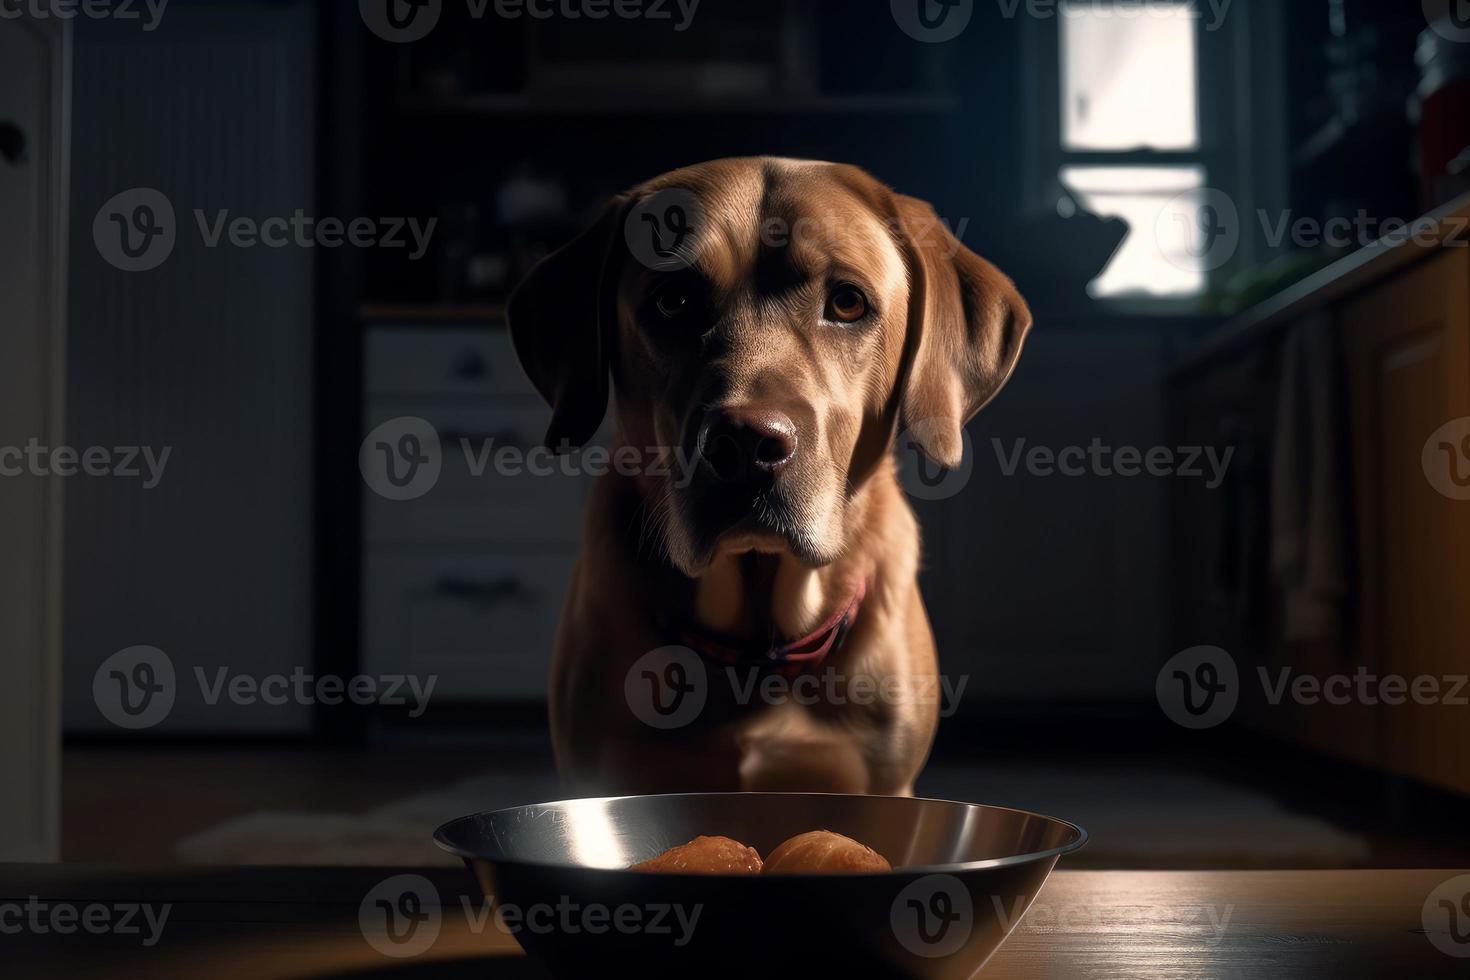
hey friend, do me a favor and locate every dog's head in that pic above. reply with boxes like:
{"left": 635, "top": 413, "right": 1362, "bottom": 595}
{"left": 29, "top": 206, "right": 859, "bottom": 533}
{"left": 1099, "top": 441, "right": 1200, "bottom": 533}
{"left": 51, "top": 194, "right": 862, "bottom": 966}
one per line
{"left": 509, "top": 158, "right": 1031, "bottom": 576}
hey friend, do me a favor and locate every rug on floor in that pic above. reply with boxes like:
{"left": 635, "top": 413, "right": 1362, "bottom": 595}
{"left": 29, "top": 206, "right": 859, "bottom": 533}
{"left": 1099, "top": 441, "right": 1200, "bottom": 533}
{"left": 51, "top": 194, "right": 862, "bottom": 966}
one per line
{"left": 175, "top": 764, "right": 1371, "bottom": 867}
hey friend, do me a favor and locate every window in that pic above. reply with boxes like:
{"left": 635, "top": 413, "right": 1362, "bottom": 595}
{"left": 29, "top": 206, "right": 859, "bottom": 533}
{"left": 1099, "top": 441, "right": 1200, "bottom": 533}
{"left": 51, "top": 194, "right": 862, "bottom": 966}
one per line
{"left": 1060, "top": 165, "right": 1207, "bottom": 297}
{"left": 1061, "top": 4, "right": 1198, "bottom": 152}
{"left": 1034, "top": 1, "right": 1219, "bottom": 300}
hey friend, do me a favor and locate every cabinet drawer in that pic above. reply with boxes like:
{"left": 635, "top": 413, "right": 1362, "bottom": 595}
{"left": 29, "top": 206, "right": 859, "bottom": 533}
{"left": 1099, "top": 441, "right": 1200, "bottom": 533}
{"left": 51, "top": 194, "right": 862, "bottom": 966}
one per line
{"left": 362, "top": 551, "right": 575, "bottom": 700}
{"left": 362, "top": 404, "right": 587, "bottom": 545}
{"left": 366, "top": 326, "right": 533, "bottom": 399}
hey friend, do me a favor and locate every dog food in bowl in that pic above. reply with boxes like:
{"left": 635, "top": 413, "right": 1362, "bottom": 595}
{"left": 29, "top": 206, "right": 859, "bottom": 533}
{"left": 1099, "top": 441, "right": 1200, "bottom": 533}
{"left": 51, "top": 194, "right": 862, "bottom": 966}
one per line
{"left": 633, "top": 829, "right": 890, "bottom": 874}
{"left": 763, "top": 830, "right": 892, "bottom": 873}
{"left": 437, "top": 793, "right": 1089, "bottom": 978}
{"left": 631, "top": 835, "right": 764, "bottom": 874}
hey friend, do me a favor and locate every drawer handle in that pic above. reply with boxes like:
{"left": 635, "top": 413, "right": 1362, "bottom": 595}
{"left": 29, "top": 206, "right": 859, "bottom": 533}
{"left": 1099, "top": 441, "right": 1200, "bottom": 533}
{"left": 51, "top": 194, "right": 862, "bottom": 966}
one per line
{"left": 425, "top": 575, "right": 537, "bottom": 608}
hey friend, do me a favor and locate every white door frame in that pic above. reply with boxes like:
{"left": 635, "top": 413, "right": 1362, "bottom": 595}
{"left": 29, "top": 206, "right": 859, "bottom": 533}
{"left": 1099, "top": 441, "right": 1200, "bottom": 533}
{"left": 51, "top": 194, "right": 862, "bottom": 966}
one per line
{"left": 0, "top": 15, "right": 70, "bottom": 863}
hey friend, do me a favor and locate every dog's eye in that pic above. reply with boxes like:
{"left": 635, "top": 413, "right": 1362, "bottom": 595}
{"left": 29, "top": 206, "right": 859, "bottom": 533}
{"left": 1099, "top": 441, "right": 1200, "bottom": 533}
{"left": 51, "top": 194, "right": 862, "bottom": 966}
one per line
{"left": 653, "top": 286, "right": 694, "bottom": 320}
{"left": 827, "top": 285, "right": 869, "bottom": 323}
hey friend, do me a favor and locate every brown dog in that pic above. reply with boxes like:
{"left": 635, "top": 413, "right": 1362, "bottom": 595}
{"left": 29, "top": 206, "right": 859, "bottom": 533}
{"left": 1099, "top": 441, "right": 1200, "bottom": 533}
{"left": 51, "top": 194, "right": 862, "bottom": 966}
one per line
{"left": 508, "top": 158, "right": 1031, "bottom": 796}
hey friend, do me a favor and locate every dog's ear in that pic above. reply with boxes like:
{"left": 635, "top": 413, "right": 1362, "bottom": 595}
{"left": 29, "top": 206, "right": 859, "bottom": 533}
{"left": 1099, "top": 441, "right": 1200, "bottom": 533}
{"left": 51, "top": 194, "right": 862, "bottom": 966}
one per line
{"left": 891, "top": 194, "right": 1033, "bottom": 468}
{"left": 507, "top": 196, "right": 631, "bottom": 450}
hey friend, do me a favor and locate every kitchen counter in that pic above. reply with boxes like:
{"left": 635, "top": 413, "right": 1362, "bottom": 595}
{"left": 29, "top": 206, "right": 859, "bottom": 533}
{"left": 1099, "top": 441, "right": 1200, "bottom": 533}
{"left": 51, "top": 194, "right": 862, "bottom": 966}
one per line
{"left": 3, "top": 866, "right": 1466, "bottom": 977}
{"left": 1171, "top": 190, "right": 1470, "bottom": 379}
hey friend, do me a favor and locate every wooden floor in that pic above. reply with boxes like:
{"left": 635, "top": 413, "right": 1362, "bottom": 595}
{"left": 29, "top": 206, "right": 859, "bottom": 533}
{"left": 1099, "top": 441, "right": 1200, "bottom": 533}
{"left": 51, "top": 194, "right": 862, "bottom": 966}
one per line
{"left": 61, "top": 735, "right": 1470, "bottom": 869}
{"left": 5, "top": 866, "right": 1469, "bottom": 978}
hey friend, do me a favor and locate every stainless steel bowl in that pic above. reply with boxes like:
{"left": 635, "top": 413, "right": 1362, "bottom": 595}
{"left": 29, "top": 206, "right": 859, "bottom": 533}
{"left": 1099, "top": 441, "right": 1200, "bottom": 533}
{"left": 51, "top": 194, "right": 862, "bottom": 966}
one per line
{"left": 435, "top": 792, "right": 1086, "bottom": 979}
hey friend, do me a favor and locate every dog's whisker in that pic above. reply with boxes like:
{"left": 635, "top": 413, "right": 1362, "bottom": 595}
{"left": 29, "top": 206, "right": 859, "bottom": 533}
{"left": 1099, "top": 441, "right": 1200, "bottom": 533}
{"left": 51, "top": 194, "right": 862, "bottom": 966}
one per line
{"left": 633, "top": 484, "right": 678, "bottom": 564}
{"left": 651, "top": 487, "right": 678, "bottom": 562}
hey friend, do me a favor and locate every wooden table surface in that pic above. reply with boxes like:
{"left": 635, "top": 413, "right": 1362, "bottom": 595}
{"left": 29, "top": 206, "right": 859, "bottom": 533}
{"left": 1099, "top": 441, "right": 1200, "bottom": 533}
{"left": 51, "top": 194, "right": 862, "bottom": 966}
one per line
{"left": 3, "top": 866, "right": 1467, "bottom": 978}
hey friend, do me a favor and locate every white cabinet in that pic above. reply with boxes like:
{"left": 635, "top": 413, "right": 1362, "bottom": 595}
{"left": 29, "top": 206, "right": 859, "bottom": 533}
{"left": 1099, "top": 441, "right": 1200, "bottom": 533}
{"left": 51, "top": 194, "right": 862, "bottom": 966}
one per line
{"left": 360, "top": 321, "right": 585, "bottom": 702}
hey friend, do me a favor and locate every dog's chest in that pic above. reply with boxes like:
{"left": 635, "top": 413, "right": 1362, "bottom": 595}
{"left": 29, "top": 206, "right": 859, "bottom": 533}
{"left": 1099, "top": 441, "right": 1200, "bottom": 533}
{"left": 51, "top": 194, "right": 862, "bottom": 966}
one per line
{"left": 697, "top": 690, "right": 906, "bottom": 795}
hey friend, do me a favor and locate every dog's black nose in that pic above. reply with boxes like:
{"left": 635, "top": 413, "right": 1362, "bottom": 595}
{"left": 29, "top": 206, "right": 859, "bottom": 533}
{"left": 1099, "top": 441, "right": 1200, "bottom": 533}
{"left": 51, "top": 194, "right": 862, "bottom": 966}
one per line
{"left": 697, "top": 408, "right": 798, "bottom": 482}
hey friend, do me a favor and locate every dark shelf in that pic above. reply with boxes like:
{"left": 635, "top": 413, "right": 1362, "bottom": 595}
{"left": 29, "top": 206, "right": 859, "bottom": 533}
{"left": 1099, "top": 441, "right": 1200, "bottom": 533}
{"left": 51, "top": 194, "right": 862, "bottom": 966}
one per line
{"left": 359, "top": 303, "right": 507, "bottom": 324}
{"left": 398, "top": 92, "right": 960, "bottom": 116}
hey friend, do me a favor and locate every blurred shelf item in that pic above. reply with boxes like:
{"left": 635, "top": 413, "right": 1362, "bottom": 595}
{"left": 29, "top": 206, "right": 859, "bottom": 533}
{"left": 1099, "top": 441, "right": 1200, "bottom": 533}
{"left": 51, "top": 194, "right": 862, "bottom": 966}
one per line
{"left": 1415, "top": 17, "right": 1470, "bottom": 209}
{"left": 1293, "top": 105, "right": 1404, "bottom": 169}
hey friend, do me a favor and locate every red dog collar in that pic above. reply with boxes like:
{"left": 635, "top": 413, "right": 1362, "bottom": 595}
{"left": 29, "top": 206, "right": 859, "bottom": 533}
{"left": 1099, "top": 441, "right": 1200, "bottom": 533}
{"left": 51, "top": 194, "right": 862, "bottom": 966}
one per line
{"left": 677, "top": 579, "right": 867, "bottom": 679}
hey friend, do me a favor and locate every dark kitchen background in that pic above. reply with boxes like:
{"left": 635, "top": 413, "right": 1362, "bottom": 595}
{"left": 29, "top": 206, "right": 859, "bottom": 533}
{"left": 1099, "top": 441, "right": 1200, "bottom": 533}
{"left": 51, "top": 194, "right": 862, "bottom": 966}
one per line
{"left": 2, "top": 0, "right": 1468, "bottom": 872}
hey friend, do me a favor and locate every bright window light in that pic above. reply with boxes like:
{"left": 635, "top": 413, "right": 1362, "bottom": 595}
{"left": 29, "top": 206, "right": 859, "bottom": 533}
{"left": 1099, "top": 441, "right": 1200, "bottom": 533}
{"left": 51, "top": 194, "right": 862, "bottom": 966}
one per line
{"left": 1061, "top": 165, "right": 1207, "bottom": 298}
{"left": 1061, "top": 2, "right": 1200, "bottom": 151}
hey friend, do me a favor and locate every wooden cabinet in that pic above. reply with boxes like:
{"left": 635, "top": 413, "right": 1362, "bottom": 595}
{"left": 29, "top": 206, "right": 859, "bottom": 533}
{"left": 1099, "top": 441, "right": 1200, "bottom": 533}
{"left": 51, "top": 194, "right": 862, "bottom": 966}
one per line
{"left": 1343, "top": 249, "right": 1470, "bottom": 795}
{"left": 1170, "top": 197, "right": 1470, "bottom": 796}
